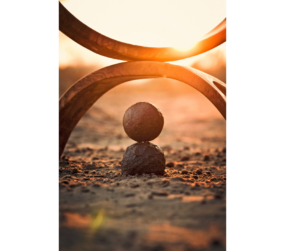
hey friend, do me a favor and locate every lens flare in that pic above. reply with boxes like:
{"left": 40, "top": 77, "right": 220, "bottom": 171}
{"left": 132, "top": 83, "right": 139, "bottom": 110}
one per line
{"left": 90, "top": 209, "right": 105, "bottom": 232}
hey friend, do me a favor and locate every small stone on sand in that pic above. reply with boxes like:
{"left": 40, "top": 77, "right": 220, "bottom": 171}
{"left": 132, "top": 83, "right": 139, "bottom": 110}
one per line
{"left": 121, "top": 142, "right": 165, "bottom": 175}
{"left": 166, "top": 162, "right": 175, "bottom": 167}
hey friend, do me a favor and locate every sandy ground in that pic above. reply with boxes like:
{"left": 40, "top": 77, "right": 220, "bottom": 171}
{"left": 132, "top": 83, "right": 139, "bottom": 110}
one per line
{"left": 59, "top": 78, "right": 226, "bottom": 251}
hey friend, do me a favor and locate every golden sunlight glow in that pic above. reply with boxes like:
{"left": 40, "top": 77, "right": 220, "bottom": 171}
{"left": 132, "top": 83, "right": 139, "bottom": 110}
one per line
{"left": 60, "top": 0, "right": 226, "bottom": 68}
{"left": 173, "top": 41, "right": 197, "bottom": 52}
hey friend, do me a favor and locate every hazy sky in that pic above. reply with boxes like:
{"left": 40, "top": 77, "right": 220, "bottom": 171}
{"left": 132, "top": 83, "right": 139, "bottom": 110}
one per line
{"left": 59, "top": 0, "right": 226, "bottom": 67}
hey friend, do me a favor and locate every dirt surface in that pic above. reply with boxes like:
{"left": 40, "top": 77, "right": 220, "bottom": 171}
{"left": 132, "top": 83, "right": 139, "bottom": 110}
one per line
{"left": 59, "top": 78, "right": 226, "bottom": 251}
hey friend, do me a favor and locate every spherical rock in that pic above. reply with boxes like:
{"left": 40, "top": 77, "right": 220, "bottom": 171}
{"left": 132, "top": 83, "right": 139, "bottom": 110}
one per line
{"left": 123, "top": 102, "right": 164, "bottom": 142}
{"left": 121, "top": 142, "right": 165, "bottom": 175}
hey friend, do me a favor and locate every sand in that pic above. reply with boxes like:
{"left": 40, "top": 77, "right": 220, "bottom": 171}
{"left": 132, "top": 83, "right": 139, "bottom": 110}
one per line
{"left": 59, "top": 78, "right": 226, "bottom": 251}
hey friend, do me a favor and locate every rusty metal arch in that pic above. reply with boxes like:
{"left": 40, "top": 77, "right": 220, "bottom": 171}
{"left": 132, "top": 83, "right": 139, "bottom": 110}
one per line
{"left": 59, "top": 2, "right": 226, "bottom": 62}
{"left": 59, "top": 61, "right": 226, "bottom": 157}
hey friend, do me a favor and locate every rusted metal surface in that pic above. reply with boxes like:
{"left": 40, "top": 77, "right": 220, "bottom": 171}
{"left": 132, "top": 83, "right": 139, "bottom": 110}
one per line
{"left": 123, "top": 102, "right": 164, "bottom": 142}
{"left": 121, "top": 142, "right": 166, "bottom": 175}
{"left": 59, "top": 2, "right": 226, "bottom": 62}
{"left": 59, "top": 61, "right": 226, "bottom": 157}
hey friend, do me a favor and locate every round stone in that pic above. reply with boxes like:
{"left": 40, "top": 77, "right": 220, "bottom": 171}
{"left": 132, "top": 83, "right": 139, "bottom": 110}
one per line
{"left": 121, "top": 142, "right": 165, "bottom": 175}
{"left": 123, "top": 102, "right": 164, "bottom": 142}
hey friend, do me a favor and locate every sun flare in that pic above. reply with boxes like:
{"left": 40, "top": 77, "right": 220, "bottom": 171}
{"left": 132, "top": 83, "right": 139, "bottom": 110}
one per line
{"left": 173, "top": 41, "right": 197, "bottom": 52}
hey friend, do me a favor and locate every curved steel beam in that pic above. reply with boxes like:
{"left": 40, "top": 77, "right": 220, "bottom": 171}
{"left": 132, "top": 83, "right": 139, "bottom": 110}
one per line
{"left": 59, "top": 2, "right": 226, "bottom": 62}
{"left": 59, "top": 61, "right": 226, "bottom": 157}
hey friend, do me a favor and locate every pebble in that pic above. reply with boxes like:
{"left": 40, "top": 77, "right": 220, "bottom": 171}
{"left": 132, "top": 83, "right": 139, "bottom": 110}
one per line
{"left": 196, "top": 169, "right": 203, "bottom": 175}
{"left": 166, "top": 162, "right": 175, "bottom": 167}
{"left": 175, "top": 164, "right": 184, "bottom": 169}
{"left": 121, "top": 142, "right": 165, "bottom": 175}
{"left": 72, "top": 168, "right": 80, "bottom": 174}
{"left": 203, "top": 155, "right": 210, "bottom": 161}
{"left": 181, "top": 156, "right": 190, "bottom": 161}
{"left": 181, "top": 170, "right": 188, "bottom": 174}
{"left": 123, "top": 102, "right": 164, "bottom": 142}
{"left": 195, "top": 152, "right": 201, "bottom": 156}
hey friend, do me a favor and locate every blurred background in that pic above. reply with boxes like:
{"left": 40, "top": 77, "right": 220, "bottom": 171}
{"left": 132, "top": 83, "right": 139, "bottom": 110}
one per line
{"left": 59, "top": 0, "right": 226, "bottom": 152}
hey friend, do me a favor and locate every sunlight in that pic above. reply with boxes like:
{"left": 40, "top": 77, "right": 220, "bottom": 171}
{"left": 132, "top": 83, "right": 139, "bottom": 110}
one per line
{"left": 60, "top": 0, "right": 226, "bottom": 67}
{"left": 173, "top": 41, "right": 197, "bottom": 52}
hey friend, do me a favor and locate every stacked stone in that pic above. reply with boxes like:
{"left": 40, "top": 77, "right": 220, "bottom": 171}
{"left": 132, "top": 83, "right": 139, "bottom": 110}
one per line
{"left": 121, "top": 102, "right": 166, "bottom": 175}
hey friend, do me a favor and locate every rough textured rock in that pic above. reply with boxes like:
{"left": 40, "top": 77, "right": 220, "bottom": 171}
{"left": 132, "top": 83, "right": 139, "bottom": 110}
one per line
{"left": 121, "top": 142, "right": 165, "bottom": 175}
{"left": 123, "top": 102, "right": 164, "bottom": 142}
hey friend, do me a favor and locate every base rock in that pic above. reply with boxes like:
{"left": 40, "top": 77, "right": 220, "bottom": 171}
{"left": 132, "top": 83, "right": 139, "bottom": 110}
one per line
{"left": 121, "top": 142, "right": 165, "bottom": 175}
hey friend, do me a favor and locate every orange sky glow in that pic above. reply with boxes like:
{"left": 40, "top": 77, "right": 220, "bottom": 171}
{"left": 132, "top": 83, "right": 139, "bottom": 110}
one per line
{"left": 59, "top": 0, "right": 226, "bottom": 69}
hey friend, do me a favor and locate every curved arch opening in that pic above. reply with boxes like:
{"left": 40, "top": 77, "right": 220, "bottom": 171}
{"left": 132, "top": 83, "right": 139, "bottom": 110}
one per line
{"left": 59, "top": 2, "right": 226, "bottom": 62}
{"left": 61, "top": 1, "right": 226, "bottom": 48}
{"left": 59, "top": 61, "right": 226, "bottom": 157}
{"left": 66, "top": 78, "right": 226, "bottom": 153}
